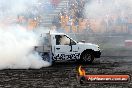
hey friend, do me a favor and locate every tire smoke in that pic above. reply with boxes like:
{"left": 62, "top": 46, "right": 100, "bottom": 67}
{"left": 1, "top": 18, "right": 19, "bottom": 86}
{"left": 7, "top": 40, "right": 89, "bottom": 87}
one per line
{"left": 0, "top": 26, "right": 51, "bottom": 69}
{"left": 0, "top": 0, "right": 52, "bottom": 69}
{"left": 84, "top": 0, "right": 132, "bottom": 18}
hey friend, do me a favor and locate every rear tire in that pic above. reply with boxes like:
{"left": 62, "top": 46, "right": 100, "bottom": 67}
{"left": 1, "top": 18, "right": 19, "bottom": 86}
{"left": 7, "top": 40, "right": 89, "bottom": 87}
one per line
{"left": 42, "top": 53, "right": 50, "bottom": 62}
{"left": 39, "top": 53, "right": 50, "bottom": 62}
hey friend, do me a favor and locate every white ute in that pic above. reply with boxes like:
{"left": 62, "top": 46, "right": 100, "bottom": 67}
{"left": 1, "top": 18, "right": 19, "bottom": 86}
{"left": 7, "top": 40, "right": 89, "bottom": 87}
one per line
{"left": 34, "top": 32, "right": 101, "bottom": 63}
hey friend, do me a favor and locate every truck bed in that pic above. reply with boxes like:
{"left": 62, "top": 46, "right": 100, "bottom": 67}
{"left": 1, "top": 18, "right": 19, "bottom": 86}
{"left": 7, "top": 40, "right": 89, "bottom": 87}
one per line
{"left": 34, "top": 45, "right": 51, "bottom": 53}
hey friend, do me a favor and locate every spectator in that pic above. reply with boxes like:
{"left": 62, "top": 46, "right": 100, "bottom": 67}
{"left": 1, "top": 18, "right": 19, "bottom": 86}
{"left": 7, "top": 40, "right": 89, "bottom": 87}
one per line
{"left": 52, "top": 16, "right": 61, "bottom": 28}
{"left": 52, "top": 0, "right": 86, "bottom": 33}
{"left": 51, "top": 0, "right": 60, "bottom": 8}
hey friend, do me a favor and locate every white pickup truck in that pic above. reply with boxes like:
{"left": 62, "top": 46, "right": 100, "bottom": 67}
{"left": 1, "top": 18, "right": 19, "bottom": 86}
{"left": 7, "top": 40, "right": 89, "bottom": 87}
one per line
{"left": 34, "top": 32, "right": 101, "bottom": 63}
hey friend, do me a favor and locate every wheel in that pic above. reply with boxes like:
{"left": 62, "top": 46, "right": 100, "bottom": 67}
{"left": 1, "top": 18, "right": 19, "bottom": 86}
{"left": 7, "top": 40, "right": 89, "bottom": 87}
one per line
{"left": 81, "top": 51, "right": 94, "bottom": 63}
{"left": 40, "top": 53, "right": 50, "bottom": 62}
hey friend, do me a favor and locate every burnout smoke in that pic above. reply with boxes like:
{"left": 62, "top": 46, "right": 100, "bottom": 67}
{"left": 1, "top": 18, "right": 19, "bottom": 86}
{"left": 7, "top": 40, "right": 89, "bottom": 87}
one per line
{"left": 83, "top": 0, "right": 132, "bottom": 56}
{"left": 0, "top": 26, "right": 51, "bottom": 69}
{"left": 0, "top": 0, "right": 52, "bottom": 69}
{"left": 84, "top": 0, "right": 132, "bottom": 19}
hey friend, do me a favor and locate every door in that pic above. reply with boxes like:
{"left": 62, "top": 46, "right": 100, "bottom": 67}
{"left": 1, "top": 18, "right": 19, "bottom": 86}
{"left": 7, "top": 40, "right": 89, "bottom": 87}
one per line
{"left": 70, "top": 39, "right": 80, "bottom": 60}
{"left": 53, "top": 35, "right": 71, "bottom": 60}
{"left": 53, "top": 35, "right": 80, "bottom": 61}
{"left": 54, "top": 35, "right": 72, "bottom": 60}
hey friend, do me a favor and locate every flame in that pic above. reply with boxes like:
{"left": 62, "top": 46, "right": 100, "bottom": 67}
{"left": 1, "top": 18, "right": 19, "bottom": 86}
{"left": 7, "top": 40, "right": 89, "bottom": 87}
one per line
{"left": 78, "top": 65, "right": 86, "bottom": 76}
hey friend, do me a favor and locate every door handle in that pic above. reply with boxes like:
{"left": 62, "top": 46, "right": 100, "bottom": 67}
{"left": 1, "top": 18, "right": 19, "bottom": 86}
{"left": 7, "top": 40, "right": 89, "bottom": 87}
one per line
{"left": 56, "top": 48, "right": 60, "bottom": 50}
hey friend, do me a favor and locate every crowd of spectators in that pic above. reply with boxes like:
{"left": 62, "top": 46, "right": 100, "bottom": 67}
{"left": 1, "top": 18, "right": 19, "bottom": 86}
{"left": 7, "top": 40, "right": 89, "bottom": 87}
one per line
{"left": 50, "top": 0, "right": 60, "bottom": 8}
{"left": 52, "top": 0, "right": 86, "bottom": 33}
{"left": 16, "top": 0, "right": 61, "bottom": 30}
{"left": 3, "top": 0, "right": 132, "bottom": 34}
{"left": 51, "top": 0, "right": 132, "bottom": 34}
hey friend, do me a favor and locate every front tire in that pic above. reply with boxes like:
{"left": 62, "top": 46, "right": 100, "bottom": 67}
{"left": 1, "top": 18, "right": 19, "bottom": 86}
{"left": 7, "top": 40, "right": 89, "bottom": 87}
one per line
{"left": 81, "top": 51, "right": 94, "bottom": 63}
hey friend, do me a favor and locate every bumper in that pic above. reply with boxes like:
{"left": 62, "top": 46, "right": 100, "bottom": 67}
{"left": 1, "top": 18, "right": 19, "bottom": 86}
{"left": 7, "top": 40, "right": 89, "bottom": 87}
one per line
{"left": 94, "top": 51, "right": 101, "bottom": 58}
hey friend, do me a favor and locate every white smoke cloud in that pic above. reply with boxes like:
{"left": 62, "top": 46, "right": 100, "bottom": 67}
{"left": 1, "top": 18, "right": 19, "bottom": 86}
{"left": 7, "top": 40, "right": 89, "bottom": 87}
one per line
{"left": 84, "top": 0, "right": 132, "bottom": 18}
{"left": 0, "top": 0, "right": 52, "bottom": 69}
{"left": 0, "top": 26, "right": 51, "bottom": 69}
{"left": 0, "top": 0, "right": 37, "bottom": 17}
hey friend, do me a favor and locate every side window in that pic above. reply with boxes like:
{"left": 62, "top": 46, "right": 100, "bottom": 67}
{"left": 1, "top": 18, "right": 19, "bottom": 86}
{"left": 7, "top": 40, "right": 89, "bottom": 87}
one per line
{"left": 55, "top": 35, "right": 62, "bottom": 45}
{"left": 60, "top": 35, "right": 70, "bottom": 45}
{"left": 71, "top": 39, "right": 76, "bottom": 45}
{"left": 55, "top": 35, "right": 70, "bottom": 45}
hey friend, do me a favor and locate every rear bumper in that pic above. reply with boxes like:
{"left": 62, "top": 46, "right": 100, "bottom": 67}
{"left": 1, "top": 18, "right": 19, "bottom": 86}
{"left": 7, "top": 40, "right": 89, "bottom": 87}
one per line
{"left": 94, "top": 51, "right": 101, "bottom": 58}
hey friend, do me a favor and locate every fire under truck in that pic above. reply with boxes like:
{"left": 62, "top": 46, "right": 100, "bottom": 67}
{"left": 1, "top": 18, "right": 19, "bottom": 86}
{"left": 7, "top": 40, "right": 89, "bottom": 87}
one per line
{"left": 34, "top": 32, "right": 101, "bottom": 64}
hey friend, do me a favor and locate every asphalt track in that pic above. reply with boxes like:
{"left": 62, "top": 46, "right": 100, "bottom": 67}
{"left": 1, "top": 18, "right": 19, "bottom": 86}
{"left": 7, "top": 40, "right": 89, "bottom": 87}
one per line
{"left": 0, "top": 56, "right": 132, "bottom": 88}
